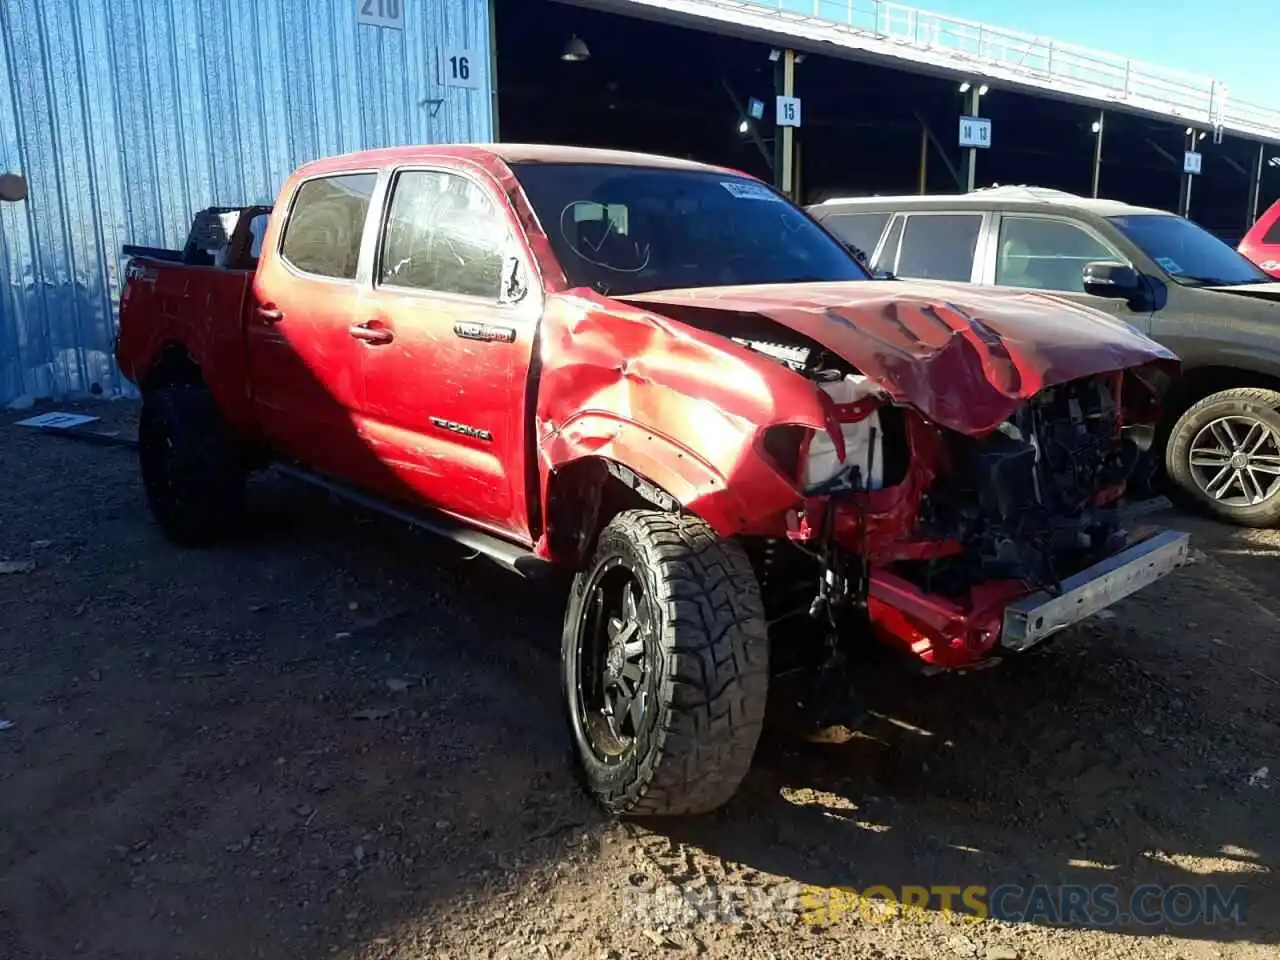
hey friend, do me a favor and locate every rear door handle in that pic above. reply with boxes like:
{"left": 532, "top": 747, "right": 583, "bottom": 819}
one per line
{"left": 348, "top": 322, "right": 394, "bottom": 345}
{"left": 255, "top": 305, "right": 283, "bottom": 323}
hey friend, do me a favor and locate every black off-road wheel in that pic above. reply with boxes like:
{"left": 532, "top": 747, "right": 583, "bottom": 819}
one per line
{"left": 561, "top": 510, "right": 770, "bottom": 817}
{"left": 138, "top": 385, "right": 247, "bottom": 546}
{"left": 1166, "top": 387, "right": 1280, "bottom": 528}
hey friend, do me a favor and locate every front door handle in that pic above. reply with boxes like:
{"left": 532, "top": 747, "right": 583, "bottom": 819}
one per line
{"left": 255, "top": 305, "right": 283, "bottom": 323}
{"left": 348, "top": 322, "right": 394, "bottom": 345}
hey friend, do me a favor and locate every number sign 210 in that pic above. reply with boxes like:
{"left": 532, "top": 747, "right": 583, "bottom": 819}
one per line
{"left": 357, "top": 0, "right": 403, "bottom": 29}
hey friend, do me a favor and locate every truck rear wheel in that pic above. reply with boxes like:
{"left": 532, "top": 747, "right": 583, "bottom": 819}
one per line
{"left": 561, "top": 510, "right": 770, "bottom": 816}
{"left": 139, "top": 386, "right": 246, "bottom": 545}
{"left": 1165, "top": 387, "right": 1280, "bottom": 527}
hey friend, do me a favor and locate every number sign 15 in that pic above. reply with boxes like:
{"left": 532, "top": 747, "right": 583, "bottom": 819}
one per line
{"left": 357, "top": 0, "right": 403, "bottom": 29}
{"left": 442, "top": 47, "right": 483, "bottom": 89}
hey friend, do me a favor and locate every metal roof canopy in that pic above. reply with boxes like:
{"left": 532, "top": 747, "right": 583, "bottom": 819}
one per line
{"left": 554, "top": 0, "right": 1280, "bottom": 148}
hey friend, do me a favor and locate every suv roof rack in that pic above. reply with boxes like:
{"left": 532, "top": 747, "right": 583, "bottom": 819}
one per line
{"left": 969, "top": 184, "right": 1083, "bottom": 202}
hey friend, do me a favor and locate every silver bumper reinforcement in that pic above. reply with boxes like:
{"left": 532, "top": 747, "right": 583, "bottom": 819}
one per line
{"left": 1001, "top": 528, "right": 1191, "bottom": 652}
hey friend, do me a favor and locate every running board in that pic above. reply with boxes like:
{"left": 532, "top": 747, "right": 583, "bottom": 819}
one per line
{"left": 273, "top": 463, "right": 552, "bottom": 580}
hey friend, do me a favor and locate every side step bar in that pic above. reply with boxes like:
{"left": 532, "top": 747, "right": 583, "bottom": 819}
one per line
{"left": 273, "top": 463, "right": 553, "bottom": 580}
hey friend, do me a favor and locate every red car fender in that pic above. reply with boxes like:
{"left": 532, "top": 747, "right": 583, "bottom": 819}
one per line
{"left": 533, "top": 291, "right": 836, "bottom": 553}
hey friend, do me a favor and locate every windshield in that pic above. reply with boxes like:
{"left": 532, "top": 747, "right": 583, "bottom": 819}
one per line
{"left": 510, "top": 162, "right": 869, "bottom": 296}
{"left": 1109, "top": 214, "right": 1269, "bottom": 287}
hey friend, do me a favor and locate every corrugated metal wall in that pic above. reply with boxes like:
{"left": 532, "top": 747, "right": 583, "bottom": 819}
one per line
{"left": 0, "top": 0, "right": 494, "bottom": 406}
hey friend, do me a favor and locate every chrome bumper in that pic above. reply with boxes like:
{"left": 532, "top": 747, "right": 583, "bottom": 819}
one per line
{"left": 1001, "top": 529, "right": 1191, "bottom": 652}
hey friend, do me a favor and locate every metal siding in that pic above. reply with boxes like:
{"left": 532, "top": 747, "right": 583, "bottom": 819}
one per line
{"left": 0, "top": 0, "right": 493, "bottom": 405}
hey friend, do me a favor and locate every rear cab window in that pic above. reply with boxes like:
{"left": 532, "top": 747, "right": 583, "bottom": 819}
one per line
{"left": 280, "top": 173, "right": 378, "bottom": 280}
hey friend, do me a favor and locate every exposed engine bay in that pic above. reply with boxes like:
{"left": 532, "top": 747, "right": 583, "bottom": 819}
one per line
{"left": 734, "top": 330, "right": 1146, "bottom": 596}
{"left": 910, "top": 373, "right": 1142, "bottom": 596}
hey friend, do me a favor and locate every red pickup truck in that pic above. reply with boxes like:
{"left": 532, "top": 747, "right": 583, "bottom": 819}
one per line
{"left": 116, "top": 144, "right": 1190, "bottom": 817}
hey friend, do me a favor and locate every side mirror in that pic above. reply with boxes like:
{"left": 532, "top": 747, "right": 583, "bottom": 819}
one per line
{"left": 1083, "top": 260, "right": 1142, "bottom": 298}
{"left": 0, "top": 173, "right": 27, "bottom": 202}
{"left": 498, "top": 255, "right": 528, "bottom": 304}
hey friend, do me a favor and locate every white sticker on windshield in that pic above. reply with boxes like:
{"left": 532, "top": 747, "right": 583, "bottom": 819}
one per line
{"left": 1156, "top": 256, "right": 1183, "bottom": 275}
{"left": 720, "top": 180, "right": 784, "bottom": 202}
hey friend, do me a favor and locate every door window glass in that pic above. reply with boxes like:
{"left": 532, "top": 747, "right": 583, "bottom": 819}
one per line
{"left": 280, "top": 173, "right": 376, "bottom": 280}
{"left": 996, "top": 216, "right": 1121, "bottom": 292}
{"left": 823, "top": 212, "right": 890, "bottom": 264}
{"left": 872, "top": 214, "right": 905, "bottom": 275}
{"left": 896, "top": 214, "right": 982, "bottom": 282}
{"left": 378, "top": 170, "right": 509, "bottom": 299}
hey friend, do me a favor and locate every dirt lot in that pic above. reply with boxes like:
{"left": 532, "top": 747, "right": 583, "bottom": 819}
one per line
{"left": 0, "top": 400, "right": 1275, "bottom": 960}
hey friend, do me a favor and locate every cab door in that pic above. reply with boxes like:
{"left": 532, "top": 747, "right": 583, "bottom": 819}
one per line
{"left": 980, "top": 213, "right": 1155, "bottom": 332}
{"left": 350, "top": 165, "right": 542, "bottom": 539}
{"left": 248, "top": 171, "right": 380, "bottom": 482}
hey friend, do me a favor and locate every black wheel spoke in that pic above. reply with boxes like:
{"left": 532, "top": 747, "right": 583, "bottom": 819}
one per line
{"left": 574, "top": 561, "right": 650, "bottom": 762}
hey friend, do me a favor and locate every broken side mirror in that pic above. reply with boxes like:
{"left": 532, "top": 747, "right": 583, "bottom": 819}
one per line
{"left": 1082, "top": 261, "right": 1141, "bottom": 298}
{"left": 499, "top": 255, "right": 528, "bottom": 304}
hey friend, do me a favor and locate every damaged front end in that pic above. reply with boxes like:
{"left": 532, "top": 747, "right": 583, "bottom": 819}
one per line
{"left": 754, "top": 359, "right": 1190, "bottom": 693}
{"left": 618, "top": 283, "right": 1191, "bottom": 701}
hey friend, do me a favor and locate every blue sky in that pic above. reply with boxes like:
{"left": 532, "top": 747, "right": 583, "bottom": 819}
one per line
{"left": 915, "top": 0, "right": 1273, "bottom": 105}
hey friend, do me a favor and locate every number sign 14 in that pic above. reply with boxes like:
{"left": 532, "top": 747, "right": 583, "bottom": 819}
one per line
{"left": 442, "top": 47, "right": 483, "bottom": 90}
{"left": 357, "top": 0, "right": 403, "bottom": 29}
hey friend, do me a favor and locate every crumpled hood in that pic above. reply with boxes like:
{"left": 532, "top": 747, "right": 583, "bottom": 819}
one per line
{"left": 621, "top": 279, "right": 1179, "bottom": 435}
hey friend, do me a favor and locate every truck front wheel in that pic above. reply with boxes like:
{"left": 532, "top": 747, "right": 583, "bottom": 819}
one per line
{"left": 139, "top": 386, "right": 246, "bottom": 546}
{"left": 561, "top": 510, "right": 770, "bottom": 816}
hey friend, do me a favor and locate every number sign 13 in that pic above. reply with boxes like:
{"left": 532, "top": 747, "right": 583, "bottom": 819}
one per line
{"left": 441, "top": 47, "right": 483, "bottom": 90}
{"left": 357, "top": 0, "right": 403, "bottom": 29}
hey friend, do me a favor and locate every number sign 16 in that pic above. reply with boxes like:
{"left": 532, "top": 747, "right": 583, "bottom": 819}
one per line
{"left": 357, "top": 0, "right": 403, "bottom": 29}
{"left": 442, "top": 47, "right": 483, "bottom": 89}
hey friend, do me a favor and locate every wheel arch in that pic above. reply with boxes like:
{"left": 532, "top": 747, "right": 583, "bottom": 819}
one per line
{"left": 543, "top": 455, "right": 685, "bottom": 569}
{"left": 1171, "top": 364, "right": 1280, "bottom": 417}
{"left": 141, "top": 341, "right": 205, "bottom": 391}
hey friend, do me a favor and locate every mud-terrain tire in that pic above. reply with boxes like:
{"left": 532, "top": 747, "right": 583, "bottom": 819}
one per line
{"left": 138, "top": 386, "right": 246, "bottom": 546}
{"left": 561, "top": 510, "right": 770, "bottom": 816}
{"left": 1165, "top": 387, "right": 1280, "bottom": 528}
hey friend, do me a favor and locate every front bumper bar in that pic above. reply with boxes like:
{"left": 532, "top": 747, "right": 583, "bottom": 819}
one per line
{"left": 1000, "top": 528, "right": 1191, "bottom": 652}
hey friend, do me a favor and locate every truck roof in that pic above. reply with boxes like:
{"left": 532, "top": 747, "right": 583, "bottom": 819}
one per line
{"left": 294, "top": 143, "right": 739, "bottom": 179}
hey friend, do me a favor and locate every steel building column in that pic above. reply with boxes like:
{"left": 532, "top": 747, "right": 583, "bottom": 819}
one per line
{"left": 960, "top": 86, "right": 980, "bottom": 193}
{"left": 1249, "top": 141, "right": 1266, "bottom": 227}
{"left": 782, "top": 49, "right": 797, "bottom": 199}
{"left": 1179, "top": 129, "right": 1195, "bottom": 218}
{"left": 1091, "top": 111, "right": 1105, "bottom": 198}
{"left": 918, "top": 123, "right": 928, "bottom": 194}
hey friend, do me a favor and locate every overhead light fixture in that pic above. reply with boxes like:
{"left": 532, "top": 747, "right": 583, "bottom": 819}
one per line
{"left": 1091, "top": 120, "right": 1102, "bottom": 134}
{"left": 978, "top": 84, "right": 989, "bottom": 96}
{"left": 1269, "top": 157, "right": 1280, "bottom": 168}
{"left": 561, "top": 35, "right": 590, "bottom": 62}
{"left": 768, "top": 49, "right": 782, "bottom": 62}
{"left": 1185, "top": 126, "right": 1194, "bottom": 136}
{"left": 1198, "top": 131, "right": 1206, "bottom": 141}
{"left": 738, "top": 119, "right": 750, "bottom": 134}
{"left": 958, "top": 81, "right": 971, "bottom": 93}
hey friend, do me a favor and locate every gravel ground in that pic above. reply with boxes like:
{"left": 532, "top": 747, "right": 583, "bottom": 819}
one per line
{"left": 0, "top": 400, "right": 1275, "bottom": 960}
